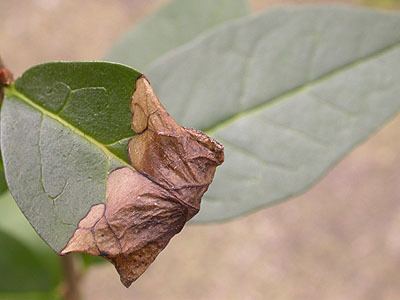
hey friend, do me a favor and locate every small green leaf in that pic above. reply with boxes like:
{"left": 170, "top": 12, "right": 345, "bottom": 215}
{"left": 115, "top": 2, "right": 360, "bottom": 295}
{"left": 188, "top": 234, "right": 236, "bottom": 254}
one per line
{"left": 0, "top": 192, "right": 61, "bottom": 294}
{"left": 106, "top": 0, "right": 249, "bottom": 70}
{"left": 0, "top": 158, "right": 7, "bottom": 194}
{"left": 1, "top": 62, "right": 141, "bottom": 252}
{"left": 0, "top": 230, "right": 55, "bottom": 293}
{"left": 146, "top": 6, "right": 400, "bottom": 222}
{"left": 0, "top": 292, "right": 61, "bottom": 300}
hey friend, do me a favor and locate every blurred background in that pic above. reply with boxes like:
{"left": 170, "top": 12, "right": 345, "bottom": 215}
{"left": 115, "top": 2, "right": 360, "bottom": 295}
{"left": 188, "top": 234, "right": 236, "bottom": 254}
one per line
{"left": 1, "top": 0, "right": 400, "bottom": 299}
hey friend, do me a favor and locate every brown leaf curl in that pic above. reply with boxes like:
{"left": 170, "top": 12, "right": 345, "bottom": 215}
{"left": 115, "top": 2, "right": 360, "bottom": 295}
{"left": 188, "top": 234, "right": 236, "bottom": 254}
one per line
{"left": 62, "top": 76, "right": 224, "bottom": 287}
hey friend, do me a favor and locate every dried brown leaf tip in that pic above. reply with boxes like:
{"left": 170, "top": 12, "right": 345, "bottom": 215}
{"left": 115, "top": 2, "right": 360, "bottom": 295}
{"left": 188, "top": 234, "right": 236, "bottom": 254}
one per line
{"left": 62, "top": 76, "right": 224, "bottom": 287}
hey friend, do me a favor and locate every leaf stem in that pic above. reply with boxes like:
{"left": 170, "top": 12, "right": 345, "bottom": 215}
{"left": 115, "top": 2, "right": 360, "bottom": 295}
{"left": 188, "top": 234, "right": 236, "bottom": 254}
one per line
{"left": 61, "top": 255, "right": 82, "bottom": 300}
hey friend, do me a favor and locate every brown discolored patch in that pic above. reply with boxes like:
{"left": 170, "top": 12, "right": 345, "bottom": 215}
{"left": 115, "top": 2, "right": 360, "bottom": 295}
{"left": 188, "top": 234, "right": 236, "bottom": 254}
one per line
{"left": 0, "top": 57, "right": 14, "bottom": 103}
{"left": 62, "top": 76, "right": 224, "bottom": 287}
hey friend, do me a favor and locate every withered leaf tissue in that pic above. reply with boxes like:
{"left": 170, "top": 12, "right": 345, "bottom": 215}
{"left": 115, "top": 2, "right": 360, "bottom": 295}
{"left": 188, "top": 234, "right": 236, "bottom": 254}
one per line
{"left": 61, "top": 76, "right": 224, "bottom": 287}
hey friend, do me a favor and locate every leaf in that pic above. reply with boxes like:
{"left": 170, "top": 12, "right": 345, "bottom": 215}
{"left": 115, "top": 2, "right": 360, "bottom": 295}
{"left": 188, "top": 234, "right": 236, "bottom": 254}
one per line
{"left": 2, "top": 66, "right": 223, "bottom": 286}
{"left": 146, "top": 6, "right": 400, "bottom": 222}
{"left": 0, "top": 230, "right": 56, "bottom": 293}
{"left": 2, "top": 62, "right": 141, "bottom": 252}
{"left": 0, "top": 158, "right": 7, "bottom": 194}
{"left": 61, "top": 77, "right": 224, "bottom": 286}
{"left": 106, "top": 0, "right": 249, "bottom": 70}
{"left": 0, "top": 192, "right": 61, "bottom": 295}
{"left": 0, "top": 292, "right": 61, "bottom": 300}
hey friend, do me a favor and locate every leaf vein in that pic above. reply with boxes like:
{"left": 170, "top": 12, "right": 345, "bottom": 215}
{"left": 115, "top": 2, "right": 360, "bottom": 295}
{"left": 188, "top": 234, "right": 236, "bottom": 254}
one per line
{"left": 257, "top": 117, "right": 328, "bottom": 148}
{"left": 218, "top": 137, "right": 296, "bottom": 172}
{"left": 7, "top": 87, "right": 129, "bottom": 167}
{"left": 205, "top": 41, "right": 400, "bottom": 134}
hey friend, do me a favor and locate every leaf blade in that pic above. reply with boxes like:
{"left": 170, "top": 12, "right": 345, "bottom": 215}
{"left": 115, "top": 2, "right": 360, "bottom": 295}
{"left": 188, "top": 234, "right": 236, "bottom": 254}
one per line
{"left": 146, "top": 6, "right": 400, "bottom": 221}
{"left": 106, "top": 0, "right": 250, "bottom": 70}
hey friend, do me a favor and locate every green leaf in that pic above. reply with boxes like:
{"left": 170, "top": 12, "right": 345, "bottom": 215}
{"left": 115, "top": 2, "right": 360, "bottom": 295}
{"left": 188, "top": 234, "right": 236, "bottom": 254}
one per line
{"left": 1, "top": 62, "right": 141, "bottom": 252}
{"left": 0, "top": 158, "right": 7, "bottom": 194}
{"left": 146, "top": 6, "right": 400, "bottom": 222}
{"left": 0, "top": 230, "right": 55, "bottom": 293}
{"left": 106, "top": 0, "right": 249, "bottom": 70}
{"left": 0, "top": 192, "right": 61, "bottom": 295}
{"left": 0, "top": 291, "right": 61, "bottom": 300}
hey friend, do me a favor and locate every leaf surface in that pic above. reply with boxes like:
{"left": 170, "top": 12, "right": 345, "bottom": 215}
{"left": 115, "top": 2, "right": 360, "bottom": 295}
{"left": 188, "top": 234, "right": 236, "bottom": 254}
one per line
{"left": 146, "top": 6, "right": 400, "bottom": 221}
{"left": 106, "top": 0, "right": 249, "bottom": 70}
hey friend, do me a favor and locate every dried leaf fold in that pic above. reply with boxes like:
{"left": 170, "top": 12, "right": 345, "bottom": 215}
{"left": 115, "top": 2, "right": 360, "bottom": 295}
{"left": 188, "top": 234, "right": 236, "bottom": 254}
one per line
{"left": 62, "top": 76, "right": 224, "bottom": 286}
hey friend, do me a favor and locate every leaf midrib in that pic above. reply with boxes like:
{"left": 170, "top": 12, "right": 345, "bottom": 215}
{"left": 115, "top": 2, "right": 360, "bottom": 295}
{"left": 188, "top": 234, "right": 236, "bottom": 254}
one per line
{"left": 204, "top": 41, "right": 400, "bottom": 135}
{"left": 5, "top": 86, "right": 129, "bottom": 167}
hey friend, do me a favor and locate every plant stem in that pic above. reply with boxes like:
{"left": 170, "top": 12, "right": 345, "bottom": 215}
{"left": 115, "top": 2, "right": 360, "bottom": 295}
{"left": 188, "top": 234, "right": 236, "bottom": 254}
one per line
{"left": 61, "top": 255, "right": 81, "bottom": 300}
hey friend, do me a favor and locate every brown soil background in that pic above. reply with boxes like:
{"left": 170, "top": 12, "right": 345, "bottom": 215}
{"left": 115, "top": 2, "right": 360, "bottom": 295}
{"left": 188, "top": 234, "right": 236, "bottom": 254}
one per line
{"left": 1, "top": 1, "right": 400, "bottom": 299}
